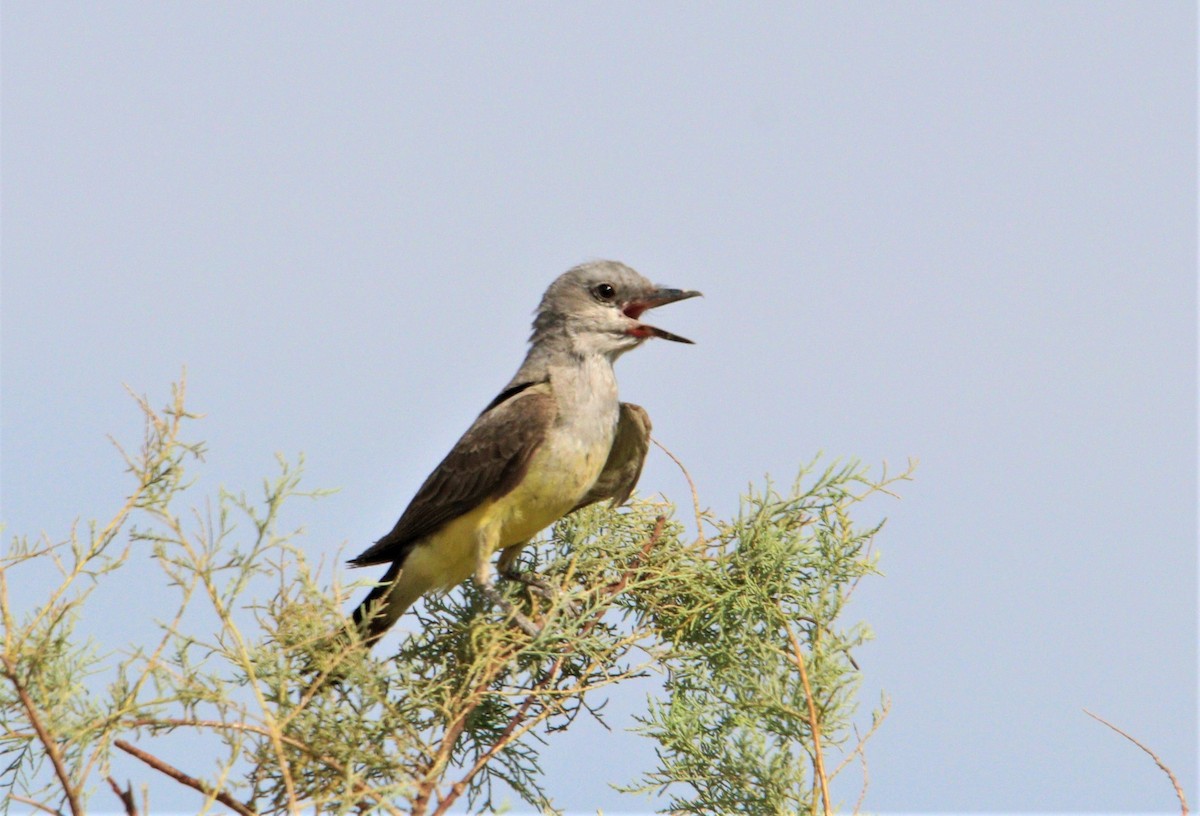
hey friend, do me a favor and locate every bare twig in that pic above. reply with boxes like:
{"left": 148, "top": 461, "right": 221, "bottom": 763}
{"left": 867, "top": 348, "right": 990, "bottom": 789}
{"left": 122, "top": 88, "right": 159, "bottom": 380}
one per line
{"left": 652, "top": 438, "right": 706, "bottom": 545}
{"left": 123, "top": 718, "right": 403, "bottom": 816}
{"left": 844, "top": 695, "right": 890, "bottom": 814}
{"left": 418, "top": 707, "right": 476, "bottom": 814}
{"left": 0, "top": 654, "right": 82, "bottom": 816}
{"left": 852, "top": 727, "right": 870, "bottom": 816}
{"left": 8, "top": 794, "right": 63, "bottom": 816}
{"left": 106, "top": 776, "right": 139, "bottom": 816}
{"left": 831, "top": 693, "right": 891, "bottom": 781}
{"left": 22, "top": 380, "right": 191, "bottom": 642}
{"left": 1083, "top": 709, "right": 1190, "bottom": 816}
{"left": 432, "top": 677, "right": 539, "bottom": 816}
{"left": 113, "top": 739, "right": 256, "bottom": 816}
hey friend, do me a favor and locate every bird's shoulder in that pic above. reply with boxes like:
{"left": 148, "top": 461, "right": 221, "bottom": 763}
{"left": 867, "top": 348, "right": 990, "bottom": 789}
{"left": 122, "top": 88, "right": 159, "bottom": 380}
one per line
{"left": 464, "top": 378, "right": 557, "bottom": 448}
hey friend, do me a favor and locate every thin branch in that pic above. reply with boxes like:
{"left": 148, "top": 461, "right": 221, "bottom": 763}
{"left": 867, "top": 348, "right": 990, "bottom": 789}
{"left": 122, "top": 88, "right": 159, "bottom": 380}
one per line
{"left": 652, "top": 438, "right": 706, "bottom": 545}
{"left": 417, "top": 704, "right": 475, "bottom": 814}
{"left": 1083, "top": 709, "right": 1190, "bottom": 816}
{"left": 113, "top": 739, "right": 256, "bottom": 816}
{"left": 846, "top": 696, "right": 890, "bottom": 814}
{"left": 601, "top": 515, "right": 667, "bottom": 598}
{"left": 851, "top": 727, "right": 870, "bottom": 816}
{"left": 782, "top": 619, "right": 832, "bottom": 816}
{"left": 830, "top": 694, "right": 891, "bottom": 780}
{"left": 160, "top": 474, "right": 300, "bottom": 808}
{"left": 123, "top": 718, "right": 403, "bottom": 816}
{"left": 23, "top": 381, "right": 189, "bottom": 641}
{"left": 8, "top": 794, "right": 64, "bottom": 816}
{"left": 416, "top": 636, "right": 524, "bottom": 815}
{"left": 81, "top": 568, "right": 201, "bottom": 785}
{"left": 0, "top": 654, "right": 83, "bottom": 816}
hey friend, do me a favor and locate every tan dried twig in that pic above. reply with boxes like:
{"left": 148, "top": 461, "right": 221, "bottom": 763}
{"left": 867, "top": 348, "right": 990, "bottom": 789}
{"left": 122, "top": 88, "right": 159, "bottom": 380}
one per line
{"left": 652, "top": 437, "right": 707, "bottom": 545}
{"left": 1083, "top": 708, "right": 1189, "bottom": 816}
{"left": 114, "top": 739, "right": 256, "bottom": 816}
{"left": 782, "top": 618, "right": 832, "bottom": 816}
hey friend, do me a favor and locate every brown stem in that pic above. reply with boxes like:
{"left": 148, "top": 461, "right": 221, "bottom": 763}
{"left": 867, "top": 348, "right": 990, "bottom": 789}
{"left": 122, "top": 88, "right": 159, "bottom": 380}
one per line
{"left": 783, "top": 620, "right": 832, "bottom": 816}
{"left": 605, "top": 515, "right": 666, "bottom": 596}
{"left": 0, "top": 655, "right": 82, "bottom": 816}
{"left": 851, "top": 726, "right": 870, "bottom": 816}
{"left": 1084, "top": 709, "right": 1190, "bottom": 816}
{"left": 846, "top": 697, "right": 891, "bottom": 815}
{"left": 651, "top": 438, "right": 706, "bottom": 545}
{"left": 8, "top": 795, "right": 63, "bottom": 816}
{"left": 122, "top": 718, "right": 403, "bottom": 816}
{"left": 413, "top": 708, "right": 470, "bottom": 815}
{"left": 106, "top": 777, "right": 139, "bottom": 816}
{"left": 113, "top": 739, "right": 256, "bottom": 816}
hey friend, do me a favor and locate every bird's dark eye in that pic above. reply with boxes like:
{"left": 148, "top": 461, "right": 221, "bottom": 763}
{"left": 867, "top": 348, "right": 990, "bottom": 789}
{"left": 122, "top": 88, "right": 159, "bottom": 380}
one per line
{"left": 592, "top": 282, "right": 616, "bottom": 302}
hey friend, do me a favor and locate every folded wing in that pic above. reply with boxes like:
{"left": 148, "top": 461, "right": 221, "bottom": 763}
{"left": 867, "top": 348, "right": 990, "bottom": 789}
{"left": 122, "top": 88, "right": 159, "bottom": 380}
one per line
{"left": 349, "top": 380, "right": 556, "bottom": 569}
{"left": 572, "top": 402, "right": 652, "bottom": 511}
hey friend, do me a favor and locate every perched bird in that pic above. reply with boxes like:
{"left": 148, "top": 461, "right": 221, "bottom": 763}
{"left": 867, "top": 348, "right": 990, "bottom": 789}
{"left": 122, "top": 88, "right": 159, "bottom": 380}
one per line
{"left": 347, "top": 261, "right": 700, "bottom": 647}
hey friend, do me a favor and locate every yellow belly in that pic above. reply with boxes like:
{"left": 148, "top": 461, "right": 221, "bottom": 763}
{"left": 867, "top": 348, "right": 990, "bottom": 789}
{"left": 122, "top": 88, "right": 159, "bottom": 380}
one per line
{"left": 485, "top": 439, "right": 606, "bottom": 546}
{"left": 398, "top": 439, "right": 608, "bottom": 595}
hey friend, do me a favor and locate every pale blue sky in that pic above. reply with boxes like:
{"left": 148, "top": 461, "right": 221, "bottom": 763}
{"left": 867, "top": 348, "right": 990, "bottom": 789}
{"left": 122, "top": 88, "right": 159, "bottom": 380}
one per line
{"left": 2, "top": 3, "right": 1195, "bottom": 813}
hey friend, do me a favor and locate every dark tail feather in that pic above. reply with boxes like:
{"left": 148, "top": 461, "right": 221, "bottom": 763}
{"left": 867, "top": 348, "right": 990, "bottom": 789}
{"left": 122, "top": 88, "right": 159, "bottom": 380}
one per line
{"left": 302, "top": 563, "right": 407, "bottom": 691}
{"left": 350, "top": 561, "right": 404, "bottom": 649}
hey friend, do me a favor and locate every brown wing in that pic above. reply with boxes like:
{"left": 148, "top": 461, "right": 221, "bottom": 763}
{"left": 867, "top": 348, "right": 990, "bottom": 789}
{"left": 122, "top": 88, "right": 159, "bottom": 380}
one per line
{"left": 572, "top": 402, "right": 651, "bottom": 512}
{"left": 349, "top": 381, "right": 556, "bottom": 568}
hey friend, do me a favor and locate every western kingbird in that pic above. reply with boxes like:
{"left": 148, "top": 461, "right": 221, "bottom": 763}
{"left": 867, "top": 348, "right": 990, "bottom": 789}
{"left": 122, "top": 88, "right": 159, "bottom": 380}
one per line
{"left": 347, "top": 261, "right": 699, "bottom": 646}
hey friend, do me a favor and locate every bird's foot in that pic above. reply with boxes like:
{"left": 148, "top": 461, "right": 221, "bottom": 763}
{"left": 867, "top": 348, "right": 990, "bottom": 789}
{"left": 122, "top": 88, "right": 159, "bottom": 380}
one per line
{"left": 479, "top": 582, "right": 542, "bottom": 638}
{"left": 499, "top": 567, "right": 556, "bottom": 599}
{"left": 500, "top": 568, "right": 584, "bottom": 618}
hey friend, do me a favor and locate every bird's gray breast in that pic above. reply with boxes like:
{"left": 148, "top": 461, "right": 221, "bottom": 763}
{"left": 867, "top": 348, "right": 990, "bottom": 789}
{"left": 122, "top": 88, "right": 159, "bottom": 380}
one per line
{"left": 484, "top": 357, "right": 619, "bottom": 548}
{"left": 542, "top": 356, "right": 621, "bottom": 496}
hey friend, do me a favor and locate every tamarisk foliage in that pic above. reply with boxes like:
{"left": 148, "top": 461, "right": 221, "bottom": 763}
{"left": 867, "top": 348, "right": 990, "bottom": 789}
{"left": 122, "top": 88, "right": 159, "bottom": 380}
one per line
{"left": 2, "top": 380, "right": 909, "bottom": 815}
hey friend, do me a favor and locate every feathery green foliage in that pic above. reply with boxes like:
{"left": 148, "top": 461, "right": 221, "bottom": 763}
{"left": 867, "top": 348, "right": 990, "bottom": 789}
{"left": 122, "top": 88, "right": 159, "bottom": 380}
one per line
{"left": 619, "top": 464, "right": 896, "bottom": 814}
{"left": 1, "top": 380, "right": 908, "bottom": 815}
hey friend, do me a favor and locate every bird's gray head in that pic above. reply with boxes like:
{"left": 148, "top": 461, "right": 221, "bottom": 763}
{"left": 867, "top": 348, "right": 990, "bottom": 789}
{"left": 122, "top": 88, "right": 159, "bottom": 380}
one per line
{"left": 531, "top": 261, "right": 701, "bottom": 359}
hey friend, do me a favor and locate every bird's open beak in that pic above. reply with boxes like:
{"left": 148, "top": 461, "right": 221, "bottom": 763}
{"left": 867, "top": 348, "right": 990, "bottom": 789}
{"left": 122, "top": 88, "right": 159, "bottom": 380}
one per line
{"left": 623, "top": 287, "right": 702, "bottom": 344}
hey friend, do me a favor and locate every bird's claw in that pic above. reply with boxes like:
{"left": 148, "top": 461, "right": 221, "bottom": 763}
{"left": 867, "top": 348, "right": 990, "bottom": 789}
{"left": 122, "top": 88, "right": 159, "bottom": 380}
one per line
{"left": 500, "top": 569, "right": 584, "bottom": 618}
{"left": 500, "top": 568, "right": 556, "bottom": 599}
{"left": 480, "top": 582, "right": 543, "bottom": 637}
